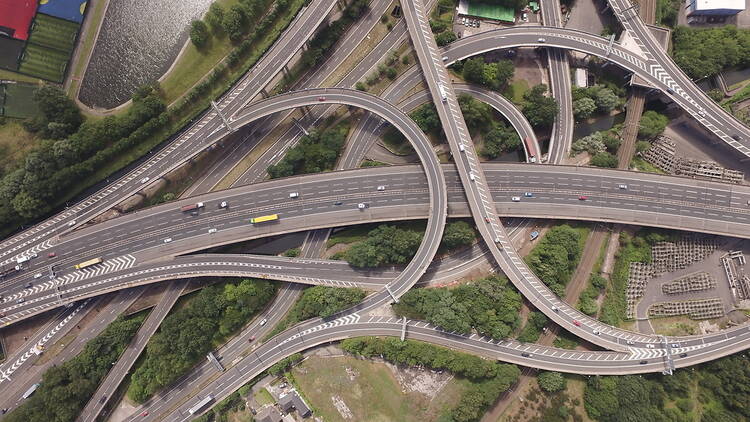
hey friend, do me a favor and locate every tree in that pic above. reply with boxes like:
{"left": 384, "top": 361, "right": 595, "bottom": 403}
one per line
{"left": 590, "top": 151, "right": 618, "bottom": 168}
{"left": 385, "top": 67, "right": 397, "bottom": 80}
{"left": 205, "top": 2, "right": 225, "bottom": 30}
{"left": 538, "top": 371, "right": 566, "bottom": 392}
{"left": 31, "top": 85, "right": 82, "bottom": 139}
{"left": 573, "top": 97, "right": 596, "bottom": 119}
{"left": 463, "top": 58, "right": 485, "bottom": 85}
{"left": 638, "top": 110, "right": 668, "bottom": 139}
{"left": 222, "top": 5, "right": 246, "bottom": 41}
{"left": 441, "top": 221, "right": 476, "bottom": 250}
{"left": 594, "top": 87, "right": 618, "bottom": 112}
{"left": 492, "top": 60, "right": 514, "bottom": 89}
{"left": 602, "top": 133, "right": 621, "bottom": 152}
{"left": 190, "top": 20, "right": 210, "bottom": 47}
{"left": 435, "top": 31, "right": 457, "bottom": 46}
{"left": 636, "top": 140, "right": 651, "bottom": 153}
{"left": 707, "top": 88, "right": 724, "bottom": 102}
{"left": 410, "top": 103, "right": 442, "bottom": 137}
{"left": 522, "top": 84, "right": 558, "bottom": 128}
{"left": 458, "top": 94, "right": 493, "bottom": 134}
{"left": 483, "top": 123, "right": 521, "bottom": 158}
{"left": 355, "top": 82, "right": 367, "bottom": 91}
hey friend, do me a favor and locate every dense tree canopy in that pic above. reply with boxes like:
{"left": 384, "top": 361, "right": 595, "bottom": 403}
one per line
{"left": 345, "top": 224, "right": 423, "bottom": 267}
{"left": 482, "top": 122, "right": 521, "bottom": 158}
{"left": 573, "top": 97, "right": 597, "bottom": 119}
{"left": 394, "top": 274, "right": 522, "bottom": 339}
{"left": 590, "top": 151, "right": 618, "bottom": 168}
{"left": 288, "top": 286, "right": 366, "bottom": 320}
{"left": 128, "top": 279, "right": 276, "bottom": 402}
{"left": 25, "top": 85, "right": 82, "bottom": 139}
{"left": 522, "top": 84, "right": 558, "bottom": 128}
{"left": 525, "top": 225, "right": 585, "bottom": 296}
{"left": 672, "top": 25, "right": 750, "bottom": 79}
{"left": 190, "top": 20, "right": 210, "bottom": 47}
{"left": 4, "top": 316, "right": 144, "bottom": 422}
{"left": 267, "top": 124, "right": 348, "bottom": 178}
{"left": 440, "top": 220, "right": 476, "bottom": 250}
{"left": 462, "top": 57, "right": 514, "bottom": 91}
{"left": 538, "top": 371, "right": 567, "bottom": 392}
{"left": 638, "top": 110, "right": 668, "bottom": 139}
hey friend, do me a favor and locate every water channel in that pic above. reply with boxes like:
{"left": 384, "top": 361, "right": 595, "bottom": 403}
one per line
{"left": 79, "top": 0, "right": 213, "bottom": 109}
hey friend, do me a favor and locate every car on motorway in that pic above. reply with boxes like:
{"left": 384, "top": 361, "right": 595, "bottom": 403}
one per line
{"left": 679, "top": 353, "right": 688, "bottom": 358}
{"left": 698, "top": 108, "right": 706, "bottom": 117}
{"left": 334, "top": 201, "right": 343, "bottom": 205}
{"left": 259, "top": 318, "right": 268, "bottom": 326}
{"left": 68, "top": 220, "right": 77, "bottom": 227}
{"left": 141, "top": 411, "right": 149, "bottom": 417}
{"left": 521, "top": 12, "right": 528, "bottom": 21}
{"left": 459, "top": 143, "right": 465, "bottom": 152}
{"left": 377, "top": 186, "right": 386, "bottom": 191}
{"left": 551, "top": 306, "right": 558, "bottom": 312}
{"left": 578, "top": 195, "right": 588, "bottom": 200}
{"left": 140, "top": 177, "right": 150, "bottom": 184}
{"left": 646, "top": 344, "right": 655, "bottom": 349}
{"left": 537, "top": 37, "right": 546, "bottom": 43}
{"left": 163, "top": 238, "right": 172, "bottom": 243}
{"left": 521, "top": 352, "right": 532, "bottom": 357}
{"left": 357, "top": 203, "right": 369, "bottom": 209}
{"left": 626, "top": 340, "right": 635, "bottom": 345}
{"left": 219, "top": 201, "right": 228, "bottom": 208}
{"left": 573, "top": 320, "right": 581, "bottom": 326}
{"left": 618, "top": 184, "right": 628, "bottom": 190}
{"left": 99, "top": 395, "right": 107, "bottom": 404}
{"left": 524, "top": 192, "right": 533, "bottom": 197}
{"left": 484, "top": 216, "right": 490, "bottom": 223}
{"left": 25, "top": 282, "right": 33, "bottom": 289}
{"left": 48, "top": 252, "right": 56, "bottom": 258}
{"left": 511, "top": 196, "right": 521, "bottom": 202}
{"left": 639, "top": 360, "right": 648, "bottom": 365}
{"left": 17, "top": 298, "right": 25, "bottom": 304}
{"left": 318, "top": 96, "right": 326, "bottom": 102}
{"left": 469, "top": 172, "right": 476, "bottom": 181}
{"left": 666, "top": 88, "right": 674, "bottom": 94}
{"left": 249, "top": 336, "right": 256, "bottom": 342}
{"left": 33, "top": 273, "right": 42, "bottom": 279}
{"left": 208, "top": 228, "right": 217, "bottom": 234}
{"left": 670, "top": 343, "right": 679, "bottom": 348}
{"left": 593, "top": 330, "right": 600, "bottom": 335}
{"left": 732, "top": 134, "right": 740, "bottom": 141}
{"left": 289, "top": 192, "right": 299, "bottom": 198}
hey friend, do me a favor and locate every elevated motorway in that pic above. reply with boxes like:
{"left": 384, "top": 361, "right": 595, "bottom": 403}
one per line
{"left": 2, "top": 163, "right": 749, "bottom": 324}
{"left": 0, "top": 0, "right": 341, "bottom": 266}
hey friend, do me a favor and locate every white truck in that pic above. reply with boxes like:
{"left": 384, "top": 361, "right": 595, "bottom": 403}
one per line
{"left": 439, "top": 84, "right": 448, "bottom": 102}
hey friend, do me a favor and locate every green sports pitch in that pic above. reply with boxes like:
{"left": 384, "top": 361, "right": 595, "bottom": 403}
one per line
{"left": 466, "top": 2, "right": 515, "bottom": 22}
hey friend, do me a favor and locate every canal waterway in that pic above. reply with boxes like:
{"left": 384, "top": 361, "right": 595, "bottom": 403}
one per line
{"left": 79, "top": 0, "right": 213, "bottom": 109}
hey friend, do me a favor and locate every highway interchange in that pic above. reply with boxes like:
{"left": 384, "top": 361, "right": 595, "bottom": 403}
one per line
{"left": 1, "top": 0, "right": 749, "bottom": 419}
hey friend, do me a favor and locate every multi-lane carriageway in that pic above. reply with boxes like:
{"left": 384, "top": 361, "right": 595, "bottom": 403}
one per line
{"left": 2, "top": 163, "right": 749, "bottom": 324}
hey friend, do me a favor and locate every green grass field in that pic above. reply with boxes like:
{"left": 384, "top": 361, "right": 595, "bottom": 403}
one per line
{"left": 467, "top": 2, "right": 515, "bottom": 22}
{"left": 2, "top": 83, "right": 40, "bottom": 119}
{"left": 18, "top": 43, "right": 68, "bottom": 82}
{"left": 28, "top": 14, "right": 79, "bottom": 54}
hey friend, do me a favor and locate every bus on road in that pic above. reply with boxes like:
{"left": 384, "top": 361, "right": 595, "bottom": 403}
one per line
{"left": 74, "top": 257, "right": 103, "bottom": 270}
{"left": 22, "top": 383, "right": 40, "bottom": 399}
{"left": 250, "top": 214, "right": 279, "bottom": 224}
{"left": 188, "top": 395, "right": 214, "bottom": 415}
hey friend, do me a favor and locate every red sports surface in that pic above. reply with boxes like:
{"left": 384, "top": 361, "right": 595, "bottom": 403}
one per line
{"left": 0, "top": 0, "right": 38, "bottom": 40}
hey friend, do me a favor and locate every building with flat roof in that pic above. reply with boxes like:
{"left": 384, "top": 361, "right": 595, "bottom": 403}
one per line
{"left": 256, "top": 405, "right": 283, "bottom": 422}
{"left": 687, "top": 0, "right": 745, "bottom": 16}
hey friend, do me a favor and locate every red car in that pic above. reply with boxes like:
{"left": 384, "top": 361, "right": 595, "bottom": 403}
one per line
{"left": 318, "top": 96, "right": 326, "bottom": 102}
{"left": 48, "top": 252, "right": 56, "bottom": 258}
{"left": 573, "top": 320, "right": 581, "bottom": 327}
{"left": 141, "top": 411, "right": 149, "bottom": 417}
{"left": 249, "top": 336, "right": 256, "bottom": 342}
{"left": 578, "top": 195, "right": 588, "bottom": 201}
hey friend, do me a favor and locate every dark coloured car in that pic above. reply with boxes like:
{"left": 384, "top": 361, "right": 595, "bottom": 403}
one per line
{"left": 521, "top": 352, "right": 532, "bottom": 357}
{"left": 679, "top": 353, "right": 688, "bottom": 358}
{"left": 639, "top": 360, "right": 648, "bottom": 365}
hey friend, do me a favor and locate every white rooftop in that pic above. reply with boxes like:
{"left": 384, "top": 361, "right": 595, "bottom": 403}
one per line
{"left": 692, "top": 0, "right": 745, "bottom": 11}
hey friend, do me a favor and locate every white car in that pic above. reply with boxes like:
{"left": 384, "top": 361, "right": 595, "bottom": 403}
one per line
{"left": 537, "top": 37, "right": 546, "bottom": 43}
{"left": 357, "top": 203, "right": 367, "bottom": 209}
{"left": 377, "top": 186, "right": 385, "bottom": 191}
{"left": 68, "top": 220, "right": 77, "bottom": 227}
{"left": 208, "top": 228, "right": 217, "bottom": 234}
{"left": 33, "top": 273, "right": 42, "bottom": 279}
{"left": 618, "top": 184, "right": 628, "bottom": 189}
{"left": 646, "top": 344, "right": 655, "bottom": 349}
{"left": 469, "top": 173, "right": 476, "bottom": 181}
{"left": 163, "top": 238, "right": 172, "bottom": 243}
{"left": 140, "top": 177, "right": 150, "bottom": 184}
{"left": 219, "top": 201, "right": 228, "bottom": 208}
{"left": 511, "top": 196, "right": 521, "bottom": 202}
{"left": 626, "top": 340, "right": 635, "bottom": 345}
{"left": 459, "top": 144, "right": 465, "bottom": 152}
{"left": 289, "top": 192, "right": 299, "bottom": 198}
{"left": 260, "top": 318, "right": 268, "bottom": 326}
